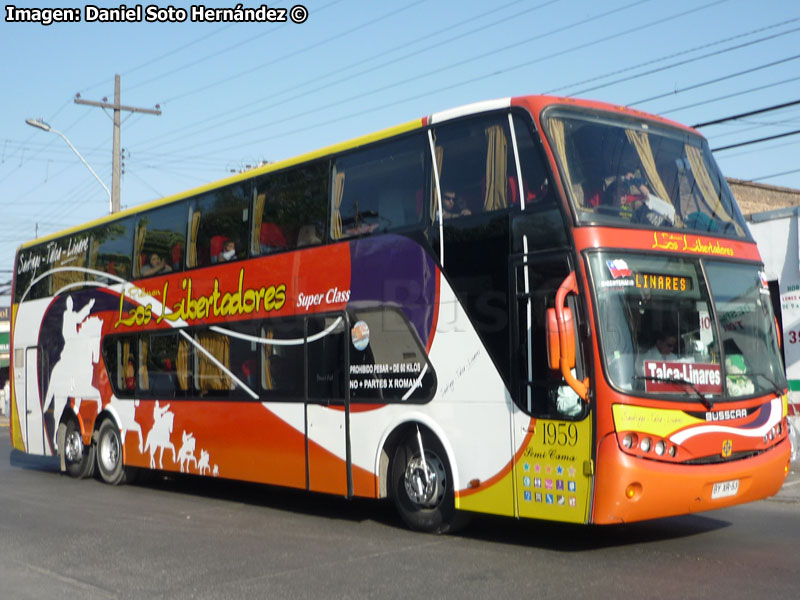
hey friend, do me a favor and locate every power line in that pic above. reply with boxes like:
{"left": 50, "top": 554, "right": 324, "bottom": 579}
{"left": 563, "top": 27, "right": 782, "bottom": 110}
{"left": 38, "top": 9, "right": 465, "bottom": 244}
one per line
{"left": 693, "top": 98, "right": 800, "bottom": 127}
{"left": 713, "top": 128, "right": 800, "bottom": 151}
{"left": 134, "top": 0, "right": 557, "bottom": 149}
{"left": 143, "top": 0, "right": 712, "bottom": 158}
{"left": 660, "top": 74, "right": 800, "bottom": 115}
{"left": 752, "top": 168, "right": 800, "bottom": 182}
{"left": 159, "top": 0, "right": 424, "bottom": 105}
{"left": 630, "top": 53, "right": 800, "bottom": 106}
{"left": 551, "top": 17, "right": 800, "bottom": 98}
{"left": 127, "top": 0, "right": 350, "bottom": 96}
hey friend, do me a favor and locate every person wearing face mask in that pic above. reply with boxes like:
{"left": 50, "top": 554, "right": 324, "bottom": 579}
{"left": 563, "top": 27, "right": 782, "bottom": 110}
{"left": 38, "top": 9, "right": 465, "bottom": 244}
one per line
{"left": 219, "top": 240, "right": 237, "bottom": 262}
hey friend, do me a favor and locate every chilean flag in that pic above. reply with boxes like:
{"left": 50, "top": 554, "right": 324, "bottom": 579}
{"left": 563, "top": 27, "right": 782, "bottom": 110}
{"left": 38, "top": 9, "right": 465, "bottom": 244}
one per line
{"left": 607, "top": 259, "right": 631, "bottom": 279}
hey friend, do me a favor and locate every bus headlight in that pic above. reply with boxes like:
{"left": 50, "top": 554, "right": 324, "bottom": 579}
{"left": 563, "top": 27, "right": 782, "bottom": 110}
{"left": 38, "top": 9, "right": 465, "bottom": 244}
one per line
{"left": 654, "top": 440, "right": 666, "bottom": 456}
{"left": 640, "top": 437, "right": 652, "bottom": 453}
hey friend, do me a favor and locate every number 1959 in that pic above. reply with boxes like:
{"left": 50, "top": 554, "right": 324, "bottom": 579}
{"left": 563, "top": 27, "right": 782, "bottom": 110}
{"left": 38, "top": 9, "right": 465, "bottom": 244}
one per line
{"left": 542, "top": 422, "right": 578, "bottom": 446}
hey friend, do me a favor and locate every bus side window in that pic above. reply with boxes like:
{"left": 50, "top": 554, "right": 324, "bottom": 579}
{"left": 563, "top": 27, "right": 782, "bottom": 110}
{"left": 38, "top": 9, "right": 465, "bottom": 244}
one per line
{"left": 134, "top": 203, "right": 187, "bottom": 278}
{"left": 191, "top": 330, "right": 234, "bottom": 396}
{"left": 262, "top": 319, "right": 305, "bottom": 400}
{"left": 253, "top": 162, "right": 328, "bottom": 254}
{"left": 307, "top": 316, "right": 346, "bottom": 401}
{"left": 188, "top": 183, "right": 249, "bottom": 267}
{"left": 89, "top": 217, "right": 134, "bottom": 283}
{"left": 119, "top": 337, "right": 137, "bottom": 394}
{"left": 14, "top": 246, "right": 50, "bottom": 302}
{"left": 141, "top": 333, "right": 187, "bottom": 399}
{"left": 512, "top": 113, "right": 556, "bottom": 208}
{"left": 330, "top": 134, "right": 426, "bottom": 240}
{"left": 433, "top": 113, "right": 519, "bottom": 220}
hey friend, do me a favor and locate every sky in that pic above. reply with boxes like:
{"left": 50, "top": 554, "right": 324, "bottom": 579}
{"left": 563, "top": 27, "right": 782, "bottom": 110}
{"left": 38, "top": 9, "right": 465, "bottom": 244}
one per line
{"left": 2, "top": 0, "right": 799, "bottom": 301}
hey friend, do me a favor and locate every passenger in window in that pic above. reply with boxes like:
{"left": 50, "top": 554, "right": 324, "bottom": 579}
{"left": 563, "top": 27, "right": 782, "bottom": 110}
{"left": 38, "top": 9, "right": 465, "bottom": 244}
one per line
{"left": 240, "top": 358, "right": 256, "bottom": 387}
{"left": 641, "top": 330, "right": 680, "bottom": 363}
{"left": 600, "top": 174, "right": 644, "bottom": 219}
{"left": 125, "top": 356, "right": 136, "bottom": 391}
{"left": 141, "top": 252, "right": 172, "bottom": 276}
{"left": 442, "top": 189, "right": 471, "bottom": 219}
{"left": 604, "top": 173, "right": 676, "bottom": 227}
{"left": 219, "top": 240, "right": 237, "bottom": 262}
{"left": 296, "top": 224, "right": 322, "bottom": 246}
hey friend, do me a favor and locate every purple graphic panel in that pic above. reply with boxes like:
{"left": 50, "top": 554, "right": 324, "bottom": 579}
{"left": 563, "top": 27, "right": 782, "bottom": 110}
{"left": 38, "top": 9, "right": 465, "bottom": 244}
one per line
{"left": 349, "top": 235, "right": 438, "bottom": 347}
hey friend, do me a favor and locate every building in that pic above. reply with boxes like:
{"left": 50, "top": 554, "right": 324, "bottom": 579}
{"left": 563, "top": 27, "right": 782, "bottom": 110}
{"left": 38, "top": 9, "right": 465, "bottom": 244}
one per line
{"left": 736, "top": 180, "right": 800, "bottom": 444}
{"left": 728, "top": 178, "right": 800, "bottom": 216}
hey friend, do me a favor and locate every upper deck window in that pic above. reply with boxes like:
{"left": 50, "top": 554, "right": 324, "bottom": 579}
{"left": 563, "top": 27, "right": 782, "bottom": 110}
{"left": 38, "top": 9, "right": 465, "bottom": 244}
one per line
{"left": 432, "top": 114, "right": 521, "bottom": 221}
{"left": 134, "top": 203, "right": 187, "bottom": 279}
{"left": 89, "top": 217, "right": 134, "bottom": 283}
{"left": 252, "top": 162, "right": 329, "bottom": 255}
{"left": 543, "top": 109, "right": 749, "bottom": 239}
{"left": 188, "top": 183, "right": 249, "bottom": 268}
{"left": 330, "top": 134, "right": 426, "bottom": 240}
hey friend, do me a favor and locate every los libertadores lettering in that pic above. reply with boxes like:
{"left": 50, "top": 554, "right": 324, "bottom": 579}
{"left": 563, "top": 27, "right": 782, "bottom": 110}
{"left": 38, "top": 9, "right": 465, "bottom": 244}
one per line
{"left": 115, "top": 268, "right": 287, "bottom": 328}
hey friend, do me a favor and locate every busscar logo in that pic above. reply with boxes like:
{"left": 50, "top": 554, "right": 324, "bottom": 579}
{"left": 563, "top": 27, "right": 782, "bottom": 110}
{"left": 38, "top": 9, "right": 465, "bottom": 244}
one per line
{"left": 721, "top": 439, "right": 733, "bottom": 458}
{"left": 705, "top": 408, "right": 747, "bottom": 421}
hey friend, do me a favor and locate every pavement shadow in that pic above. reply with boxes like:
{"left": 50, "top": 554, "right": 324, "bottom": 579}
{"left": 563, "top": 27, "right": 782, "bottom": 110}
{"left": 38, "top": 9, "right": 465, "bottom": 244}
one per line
{"left": 9, "top": 448, "right": 59, "bottom": 472}
{"left": 462, "top": 510, "right": 732, "bottom": 551}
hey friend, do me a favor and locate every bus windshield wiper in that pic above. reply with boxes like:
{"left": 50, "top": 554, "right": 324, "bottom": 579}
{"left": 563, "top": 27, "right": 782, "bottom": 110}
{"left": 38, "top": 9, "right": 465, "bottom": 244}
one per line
{"left": 633, "top": 375, "right": 714, "bottom": 409}
{"left": 748, "top": 372, "right": 784, "bottom": 397}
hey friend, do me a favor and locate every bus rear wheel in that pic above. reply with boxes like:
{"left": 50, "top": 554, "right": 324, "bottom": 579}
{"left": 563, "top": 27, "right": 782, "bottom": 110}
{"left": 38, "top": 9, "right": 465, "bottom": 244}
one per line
{"left": 391, "top": 430, "right": 464, "bottom": 534}
{"left": 96, "top": 420, "right": 127, "bottom": 485}
{"left": 59, "top": 418, "right": 95, "bottom": 479}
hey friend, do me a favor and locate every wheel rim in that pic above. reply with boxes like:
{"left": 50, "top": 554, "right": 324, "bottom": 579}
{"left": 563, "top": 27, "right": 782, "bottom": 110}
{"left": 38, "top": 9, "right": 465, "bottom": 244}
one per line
{"left": 403, "top": 451, "right": 446, "bottom": 508}
{"left": 64, "top": 429, "right": 83, "bottom": 464}
{"left": 99, "top": 430, "right": 120, "bottom": 473}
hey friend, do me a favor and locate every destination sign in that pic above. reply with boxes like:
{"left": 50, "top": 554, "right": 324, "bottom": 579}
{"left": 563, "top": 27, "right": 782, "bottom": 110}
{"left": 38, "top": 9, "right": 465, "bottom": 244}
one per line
{"left": 634, "top": 272, "right": 693, "bottom": 293}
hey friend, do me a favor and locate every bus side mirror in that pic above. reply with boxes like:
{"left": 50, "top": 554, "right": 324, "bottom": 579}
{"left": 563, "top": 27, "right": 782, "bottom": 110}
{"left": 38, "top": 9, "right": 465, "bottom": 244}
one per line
{"left": 551, "top": 272, "right": 590, "bottom": 401}
{"left": 546, "top": 306, "right": 575, "bottom": 370}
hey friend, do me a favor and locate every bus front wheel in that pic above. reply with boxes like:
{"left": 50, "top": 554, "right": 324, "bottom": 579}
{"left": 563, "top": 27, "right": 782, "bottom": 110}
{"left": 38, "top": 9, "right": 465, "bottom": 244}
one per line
{"left": 96, "top": 420, "right": 127, "bottom": 485}
{"left": 59, "top": 418, "right": 95, "bottom": 479}
{"left": 391, "top": 430, "right": 464, "bottom": 533}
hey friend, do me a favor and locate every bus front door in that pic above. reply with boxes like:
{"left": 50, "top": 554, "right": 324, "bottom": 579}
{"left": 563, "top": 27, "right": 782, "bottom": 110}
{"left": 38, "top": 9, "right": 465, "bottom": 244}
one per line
{"left": 511, "top": 254, "right": 594, "bottom": 524}
{"left": 304, "top": 314, "right": 352, "bottom": 497}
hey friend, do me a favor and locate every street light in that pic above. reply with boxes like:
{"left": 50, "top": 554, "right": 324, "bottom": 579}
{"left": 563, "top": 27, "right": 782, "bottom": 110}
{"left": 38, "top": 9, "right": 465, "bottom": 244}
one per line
{"left": 25, "top": 118, "right": 113, "bottom": 213}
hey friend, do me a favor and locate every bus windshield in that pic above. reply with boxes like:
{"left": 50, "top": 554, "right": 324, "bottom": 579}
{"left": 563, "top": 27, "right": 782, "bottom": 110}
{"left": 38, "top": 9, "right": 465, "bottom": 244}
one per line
{"left": 544, "top": 109, "right": 749, "bottom": 238}
{"left": 589, "top": 253, "right": 786, "bottom": 400}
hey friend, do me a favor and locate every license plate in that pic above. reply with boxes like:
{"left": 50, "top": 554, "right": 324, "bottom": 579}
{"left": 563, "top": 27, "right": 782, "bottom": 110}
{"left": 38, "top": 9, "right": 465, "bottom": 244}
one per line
{"left": 711, "top": 479, "right": 739, "bottom": 499}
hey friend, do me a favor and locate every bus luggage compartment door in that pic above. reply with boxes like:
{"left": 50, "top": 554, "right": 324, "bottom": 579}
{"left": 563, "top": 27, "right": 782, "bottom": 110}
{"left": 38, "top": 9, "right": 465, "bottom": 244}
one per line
{"left": 304, "top": 314, "right": 352, "bottom": 497}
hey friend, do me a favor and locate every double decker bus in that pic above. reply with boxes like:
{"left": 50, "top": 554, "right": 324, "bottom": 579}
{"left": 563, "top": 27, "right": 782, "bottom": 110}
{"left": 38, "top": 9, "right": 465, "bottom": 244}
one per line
{"left": 8, "top": 95, "right": 791, "bottom": 533}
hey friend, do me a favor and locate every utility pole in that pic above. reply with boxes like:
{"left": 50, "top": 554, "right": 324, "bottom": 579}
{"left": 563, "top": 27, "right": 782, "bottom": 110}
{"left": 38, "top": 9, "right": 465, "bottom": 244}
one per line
{"left": 74, "top": 74, "right": 161, "bottom": 213}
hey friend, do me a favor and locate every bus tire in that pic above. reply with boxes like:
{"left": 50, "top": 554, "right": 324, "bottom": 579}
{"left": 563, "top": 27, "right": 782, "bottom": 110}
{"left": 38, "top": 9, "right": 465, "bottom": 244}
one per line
{"left": 391, "top": 430, "right": 465, "bottom": 534}
{"left": 96, "top": 420, "right": 127, "bottom": 486}
{"left": 60, "top": 418, "right": 95, "bottom": 479}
